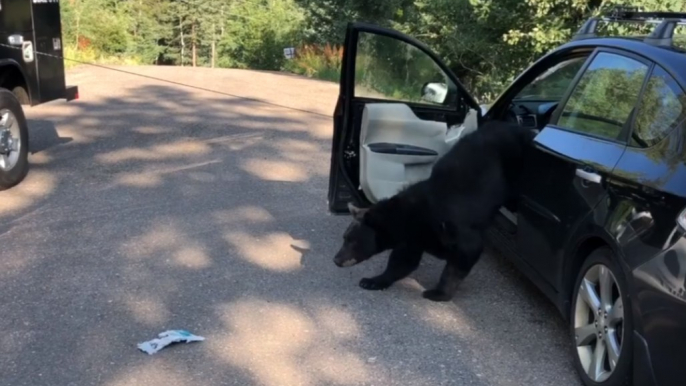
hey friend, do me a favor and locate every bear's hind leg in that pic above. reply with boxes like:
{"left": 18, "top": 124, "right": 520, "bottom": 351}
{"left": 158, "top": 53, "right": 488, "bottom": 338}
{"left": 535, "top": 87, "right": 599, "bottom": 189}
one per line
{"left": 423, "top": 229, "right": 484, "bottom": 302}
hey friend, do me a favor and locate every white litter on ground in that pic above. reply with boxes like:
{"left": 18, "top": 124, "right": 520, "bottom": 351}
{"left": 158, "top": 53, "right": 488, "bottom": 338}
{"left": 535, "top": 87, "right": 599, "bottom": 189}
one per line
{"left": 137, "top": 330, "right": 205, "bottom": 355}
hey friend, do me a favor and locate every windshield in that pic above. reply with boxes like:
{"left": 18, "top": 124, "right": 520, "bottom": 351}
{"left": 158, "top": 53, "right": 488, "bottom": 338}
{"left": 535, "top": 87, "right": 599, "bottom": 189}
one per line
{"left": 515, "top": 57, "right": 588, "bottom": 101}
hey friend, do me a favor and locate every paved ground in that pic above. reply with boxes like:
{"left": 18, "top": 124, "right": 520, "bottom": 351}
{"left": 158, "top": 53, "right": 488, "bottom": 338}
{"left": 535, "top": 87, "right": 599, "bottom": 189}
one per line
{"left": 0, "top": 66, "right": 581, "bottom": 386}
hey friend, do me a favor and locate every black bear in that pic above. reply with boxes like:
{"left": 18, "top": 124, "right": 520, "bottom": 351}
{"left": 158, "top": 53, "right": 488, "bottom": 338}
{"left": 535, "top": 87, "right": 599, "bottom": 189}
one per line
{"left": 333, "top": 120, "right": 537, "bottom": 302}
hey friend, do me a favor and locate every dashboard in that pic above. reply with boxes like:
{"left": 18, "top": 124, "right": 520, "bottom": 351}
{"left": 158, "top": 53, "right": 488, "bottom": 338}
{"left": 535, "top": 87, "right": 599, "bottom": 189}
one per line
{"left": 505, "top": 100, "right": 559, "bottom": 130}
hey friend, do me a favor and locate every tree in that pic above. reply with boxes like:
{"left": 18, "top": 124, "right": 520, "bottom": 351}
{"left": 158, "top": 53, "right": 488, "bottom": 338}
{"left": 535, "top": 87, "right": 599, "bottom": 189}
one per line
{"left": 218, "top": 0, "right": 305, "bottom": 70}
{"left": 122, "top": 0, "right": 173, "bottom": 64}
{"left": 58, "top": 0, "right": 686, "bottom": 97}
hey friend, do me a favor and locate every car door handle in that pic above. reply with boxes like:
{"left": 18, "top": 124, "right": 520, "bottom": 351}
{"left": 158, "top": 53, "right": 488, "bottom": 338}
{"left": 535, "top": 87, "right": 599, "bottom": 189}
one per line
{"left": 367, "top": 143, "right": 438, "bottom": 156}
{"left": 576, "top": 168, "right": 602, "bottom": 184}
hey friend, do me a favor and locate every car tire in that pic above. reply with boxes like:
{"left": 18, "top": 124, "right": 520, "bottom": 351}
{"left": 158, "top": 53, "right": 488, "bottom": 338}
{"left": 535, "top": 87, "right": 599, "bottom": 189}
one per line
{"left": 570, "top": 247, "right": 633, "bottom": 386}
{"left": 0, "top": 89, "right": 29, "bottom": 191}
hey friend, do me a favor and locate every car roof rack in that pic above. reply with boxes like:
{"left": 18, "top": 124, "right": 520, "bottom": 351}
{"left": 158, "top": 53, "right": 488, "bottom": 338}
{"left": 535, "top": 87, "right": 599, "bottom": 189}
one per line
{"left": 572, "top": 5, "right": 686, "bottom": 47}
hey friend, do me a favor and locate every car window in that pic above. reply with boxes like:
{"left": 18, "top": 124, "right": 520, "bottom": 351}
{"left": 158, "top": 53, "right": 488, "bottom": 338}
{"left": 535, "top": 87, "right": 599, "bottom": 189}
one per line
{"left": 514, "top": 56, "right": 588, "bottom": 101}
{"left": 557, "top": 52, "right": 648, "bottom": 141}
{"left": 354, "top": 32, "right": 456, "bottom": 107}
{"left": 631, "top": 66, "right": 686, "bottom": 147}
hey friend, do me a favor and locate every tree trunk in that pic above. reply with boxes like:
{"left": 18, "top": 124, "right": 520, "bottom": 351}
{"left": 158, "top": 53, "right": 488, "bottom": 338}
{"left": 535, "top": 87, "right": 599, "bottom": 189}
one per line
{"left": 75, "top": 10, "right": 81, "bottom": 50}
{"left": 180, "top": 18, "right": 185, "bottom": 67}
{"left": 220, "top": 7, "right": 225, "bottom": 37}
{"left": 134, "top": 0, "right": 142, "bottom": 38}
{"left": 211, "top": 23, "right": 216, "bottom": 68}
{"left": 192, "top": 22, "right": 197, "bottom": 67}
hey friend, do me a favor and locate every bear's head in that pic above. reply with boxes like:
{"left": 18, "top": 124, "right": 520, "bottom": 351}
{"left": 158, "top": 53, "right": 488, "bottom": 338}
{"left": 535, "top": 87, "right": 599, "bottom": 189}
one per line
{"left": 333, "top": 202, "right": 393, "bottom": 268}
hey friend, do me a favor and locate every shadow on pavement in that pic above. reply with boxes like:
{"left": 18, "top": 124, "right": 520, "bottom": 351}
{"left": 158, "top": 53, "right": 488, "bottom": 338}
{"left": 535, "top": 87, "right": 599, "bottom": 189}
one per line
{"left": 0, "top": 72, "right": 578, "bottom": 386}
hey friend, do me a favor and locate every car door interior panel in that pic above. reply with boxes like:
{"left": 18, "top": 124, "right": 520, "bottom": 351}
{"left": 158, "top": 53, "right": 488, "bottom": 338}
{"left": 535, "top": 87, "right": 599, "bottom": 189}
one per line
{"left": 327, "top": 22, "right": 482, "bottom": 212}
{"left": 359, "top": 103, "right": 451, "bottom": 202}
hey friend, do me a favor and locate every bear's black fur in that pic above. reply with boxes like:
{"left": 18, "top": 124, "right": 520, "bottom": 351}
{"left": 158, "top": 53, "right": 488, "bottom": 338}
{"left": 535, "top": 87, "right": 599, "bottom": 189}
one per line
{"left": 333, "top": 120, "right": 537, "bottom": 302}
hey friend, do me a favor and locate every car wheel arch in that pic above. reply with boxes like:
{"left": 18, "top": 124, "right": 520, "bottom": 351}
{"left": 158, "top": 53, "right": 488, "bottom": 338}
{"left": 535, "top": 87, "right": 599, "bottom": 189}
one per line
{"left": 561, "top": 234, "right": 624, "bottom": 320}
{"left": 569, "top": 244, "right": 635, "bottom": 386}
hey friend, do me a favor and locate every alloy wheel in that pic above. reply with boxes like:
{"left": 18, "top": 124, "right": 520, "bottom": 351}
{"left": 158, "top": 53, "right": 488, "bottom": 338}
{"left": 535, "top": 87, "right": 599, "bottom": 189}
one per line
{"left": 0, "top": 109, "right": 21, "bottom": 171}
{"left": 573, "top": 264, "right": 624, "bottom": 383}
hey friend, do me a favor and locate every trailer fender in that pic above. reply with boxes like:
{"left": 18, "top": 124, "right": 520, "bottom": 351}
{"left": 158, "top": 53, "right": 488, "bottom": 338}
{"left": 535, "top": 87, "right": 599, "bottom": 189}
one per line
{"left": 0, "top": 59, "right": 32, "bottom": 105}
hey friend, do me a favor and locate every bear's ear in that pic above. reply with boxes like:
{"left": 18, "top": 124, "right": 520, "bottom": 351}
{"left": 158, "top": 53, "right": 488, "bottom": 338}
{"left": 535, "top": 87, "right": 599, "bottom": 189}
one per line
{"left": 348, "top": 202, "right": 368, "bottom": 220}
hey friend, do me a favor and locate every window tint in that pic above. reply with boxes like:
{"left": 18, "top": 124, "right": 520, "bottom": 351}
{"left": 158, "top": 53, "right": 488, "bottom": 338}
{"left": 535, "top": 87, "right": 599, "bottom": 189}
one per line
{"left": 631, "top": 66, "right": 686, "bottom": 147}
{"left": 515, "top": 56, "right": 588, "bottom": 101}
{"left": 557, "top": 52, "right": 648, "bottom": 141}
{"left": 355, "top": 32, "right": 456, "bottom": 107}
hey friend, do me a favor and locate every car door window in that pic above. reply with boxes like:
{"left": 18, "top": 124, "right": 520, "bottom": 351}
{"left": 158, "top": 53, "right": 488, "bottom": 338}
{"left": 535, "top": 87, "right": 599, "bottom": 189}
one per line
{"left": 557, "top": 52, "right": 649, "bottom": 141}
{"left": 514, "top": 56, "right": 588, "bottom": 101}
{"left": 631, "top": 66, "right": 686, "bottom": 147}
{"left": 354, "top": 32, "right": 456, "bottom": 107}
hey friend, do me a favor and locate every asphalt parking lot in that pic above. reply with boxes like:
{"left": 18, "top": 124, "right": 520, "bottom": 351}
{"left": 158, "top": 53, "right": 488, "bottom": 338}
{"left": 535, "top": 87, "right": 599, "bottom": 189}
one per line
{"left": 0, "top": 65, "right": 581, "bottom": 386}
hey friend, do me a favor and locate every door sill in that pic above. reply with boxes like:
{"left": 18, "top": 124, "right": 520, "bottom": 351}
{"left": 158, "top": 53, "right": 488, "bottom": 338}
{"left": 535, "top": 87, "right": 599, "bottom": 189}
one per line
{"left": 499, "top": 207, "right": 517, "bottom": 225}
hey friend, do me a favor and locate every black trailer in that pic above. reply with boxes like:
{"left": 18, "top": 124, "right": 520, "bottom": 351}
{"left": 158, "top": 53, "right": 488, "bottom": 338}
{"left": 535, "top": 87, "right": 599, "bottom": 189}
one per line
{"left": 0, "top": 0, "right": 78, "bottom": 190}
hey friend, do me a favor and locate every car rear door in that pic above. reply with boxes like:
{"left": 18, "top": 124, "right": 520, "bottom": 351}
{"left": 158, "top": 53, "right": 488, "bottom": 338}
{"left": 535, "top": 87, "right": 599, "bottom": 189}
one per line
{"left": 516, "top": 49, "right": 652, "bottom": 290}
{"left": 327, "top": 22, "right": 481, "bottom": 213}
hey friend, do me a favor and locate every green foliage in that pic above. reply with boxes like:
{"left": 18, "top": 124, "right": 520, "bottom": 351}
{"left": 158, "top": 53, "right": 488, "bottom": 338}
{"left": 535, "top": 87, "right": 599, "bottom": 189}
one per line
{"left": 283, "top": 44, "right": 343, "bottom": 81}
{"left": 353, "top": 32, "right": 448, "bottom": 104}
{"left": 559, "top": 64, "right": 648, "bottom": 139}
{"left": 632, "top": 66, "right": 686, "bottom": 146}
{"left": 291, "top": 0, "right": 686, "bottom": 101}
{"left": 59, "top": 0, "right": 686, "bottom": 104}
{"left": 218, "top": 0, "right": 306, "bottom": 70}
{"left": 61, "top": 0, "right": 171, "bottom": 65}
{"left": 122, "top": 0, "right": 174, "bottom": 64}
{"left": 517, "top": 57, "right": 588, "bottom": 100}
{"left": 61, "top": 0, "right": 305, "bottom": 69}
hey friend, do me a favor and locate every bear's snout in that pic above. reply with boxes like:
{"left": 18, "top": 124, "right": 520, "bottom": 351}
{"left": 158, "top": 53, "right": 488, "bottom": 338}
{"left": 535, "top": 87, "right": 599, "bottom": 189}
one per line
{"left": 333, "top": 248, "right": 359, "bottom": 268}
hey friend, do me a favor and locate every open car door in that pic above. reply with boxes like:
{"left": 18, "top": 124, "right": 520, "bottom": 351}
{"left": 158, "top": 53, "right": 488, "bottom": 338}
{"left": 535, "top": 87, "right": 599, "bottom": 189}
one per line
{"left": 328, "top": 23, "right": 481, "bottom": 213}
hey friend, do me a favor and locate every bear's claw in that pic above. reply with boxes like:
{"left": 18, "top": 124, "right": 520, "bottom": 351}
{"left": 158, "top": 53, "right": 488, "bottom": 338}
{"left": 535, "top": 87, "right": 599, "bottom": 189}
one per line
{"left": 359, "top": 277, "right": 391, "bottom": 291}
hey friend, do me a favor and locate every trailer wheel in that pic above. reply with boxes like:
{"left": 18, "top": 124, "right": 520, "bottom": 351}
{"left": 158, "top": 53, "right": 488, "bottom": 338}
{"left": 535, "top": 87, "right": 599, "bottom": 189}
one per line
{"left": 0, "top": 89, "right": 29, "bottom": 191}
{"left": 11, "top": 86, "right": 30, "bottom": 105}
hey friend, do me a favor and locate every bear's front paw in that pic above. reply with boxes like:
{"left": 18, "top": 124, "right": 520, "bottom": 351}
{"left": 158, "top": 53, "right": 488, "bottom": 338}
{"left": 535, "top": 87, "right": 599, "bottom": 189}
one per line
{"left": 422, "top": 289, "right": 453, "bottom": 302}
{"left": 359, "top": 277, "right": 391, "bottom": 291}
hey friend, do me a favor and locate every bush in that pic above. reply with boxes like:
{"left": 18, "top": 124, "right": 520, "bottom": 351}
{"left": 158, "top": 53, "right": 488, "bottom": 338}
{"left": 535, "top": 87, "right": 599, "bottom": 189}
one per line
{"left": 63, "top": 45, "right": 143, "bottom": 70}
{"left": 217, "top": 0, "right": 306, "bottom": 70}
{"left": 284, "top": 43, "right": 343, "bottom": 82}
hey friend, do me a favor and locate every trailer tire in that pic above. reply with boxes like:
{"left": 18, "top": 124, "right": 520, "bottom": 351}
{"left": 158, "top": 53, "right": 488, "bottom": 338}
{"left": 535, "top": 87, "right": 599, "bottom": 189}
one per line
{"left": 0, "top": 89, "right": 29, "bottom": 191}
{"left": 11, "top": 86, "right": 30, "bottom": 105}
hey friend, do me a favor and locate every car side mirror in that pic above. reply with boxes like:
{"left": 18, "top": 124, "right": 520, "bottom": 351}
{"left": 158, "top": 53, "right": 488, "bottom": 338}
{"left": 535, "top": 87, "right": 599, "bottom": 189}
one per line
{"left": 421, "top": 82, "right": 448, "bottom": 104}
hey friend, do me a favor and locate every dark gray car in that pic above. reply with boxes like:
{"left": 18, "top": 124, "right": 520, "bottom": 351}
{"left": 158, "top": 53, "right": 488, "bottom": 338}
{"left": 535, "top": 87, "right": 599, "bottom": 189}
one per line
{"left": 328, "top": 8, "right": 686, "bottom": 386}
